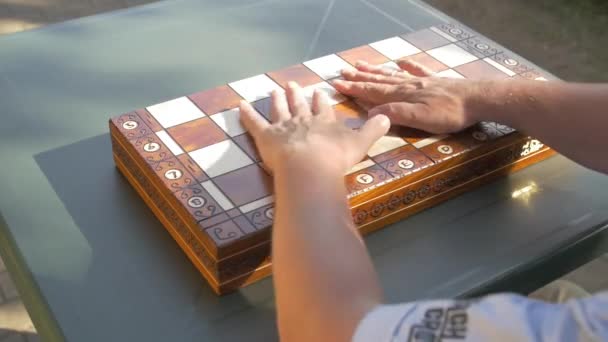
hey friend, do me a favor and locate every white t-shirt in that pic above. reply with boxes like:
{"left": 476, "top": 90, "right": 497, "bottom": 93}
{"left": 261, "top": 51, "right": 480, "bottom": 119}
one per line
{"left": 353, "top": 292, "right": 608, "bottom": 341}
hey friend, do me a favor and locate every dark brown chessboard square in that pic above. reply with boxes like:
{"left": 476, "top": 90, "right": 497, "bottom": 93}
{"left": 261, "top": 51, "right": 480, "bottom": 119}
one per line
{"left": 213, "top": 164, "right": 273, "bottom": 207}
{"left": 454, "top": 60, "right": 511, "bottom": 79}
{"left": 401, "top": 28, "right": 450, "bottom": 51}
{"left": 345, "top": 164, "right": 392, "bottom": 195}
{"left": 252, "top": 97, "right": 272, "bottom": 120}
{"left": 136, "top": 108, "right": 163, "bottom": 132}
{"left": 189, "top": 85, "right": 243, "bottom": 115}
{"left": 333, "top": 100, "right": 367, "bottom": 129}
{"left": 174, "top": 184, "right": 222, "bottom": 221}
{"left": 406, "top": 53, "right": 448, "bottom": 73}
{"left": 177, "top": 154, "right": 209, "bottom": 183}
{"left": 167, "top": 117, "right": 227, "bottom": 152}
{"left": 233, "top": 133, "right": 261, "bottom": 162}
{"left": 267, "top": 64, "right": 323, "bottom": 89}
{"left": 338, "top": 45, "right": 389, "bottom": 66}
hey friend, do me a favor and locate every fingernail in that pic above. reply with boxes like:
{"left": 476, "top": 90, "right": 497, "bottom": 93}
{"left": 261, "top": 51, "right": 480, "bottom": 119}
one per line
{"left": 375, "top": 114, "right": 391, "bottom": 126}
{"left": 355, "top": 60, "right": 366, "bottom": 67}
{"left": 287, "top": 81, "right": 298, "bottom": 88}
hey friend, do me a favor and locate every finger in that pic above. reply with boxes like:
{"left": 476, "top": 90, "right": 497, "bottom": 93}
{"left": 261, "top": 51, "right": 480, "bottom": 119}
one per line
{"left": 368, "top": 102, "right": 434, "bottom": 131}
{"left": 311, "top": 89, "right": 331, "bottom": 116}
{"left": 353, "top": 60, "right": 411, "bottom": 78}
{"left": 239, "top": 100, "right": 270, "bottom": 138}
{"left": 332, "top": 80, "right": 399, "bottom": 104}
{"left": 357, "top": 114, "right": 391, "bottom": 152}
{"left": 341, "top": 69, "right": 404, "bottom": 85}
{"left": 270, "top": 89, "right": 290, "bottom": 122}
{"left": 286, "top": 81, "right": 311, "bottom": 117}
{"left": 396, "top": 59, "right": 434, "bottom": 77}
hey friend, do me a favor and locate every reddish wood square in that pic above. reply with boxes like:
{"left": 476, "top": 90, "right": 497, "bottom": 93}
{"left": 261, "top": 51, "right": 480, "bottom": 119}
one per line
{"left": 406, "top": 53, "right": 448, "bottom": 73}
{"left": 338, "top": 45, "right": 389, "bottom": 66}
{"left": 213, "top": 164, "right": 273, "bottom": 207}
{"left": 189, "top": 85, "right": 243, "bottom": 115}
{"left": 167, "top": 117, "right": 227, "bottom": 152}
{"left": 267, "top": 64, "right": 322, "bottom": 89}
{"left": 401, "top": 28, "right": 450, "bottom": 51}
{"left": 173, "top": 184, "right": 222, "bottom": 221}
{"left": 233, "top": 133, "right": 261, "bottom": 162}
{"left": 333, "top": 101, "right": 367, "bottom": 129}
{"left": 455, "top": 60, "right": 511, "bottom": 79}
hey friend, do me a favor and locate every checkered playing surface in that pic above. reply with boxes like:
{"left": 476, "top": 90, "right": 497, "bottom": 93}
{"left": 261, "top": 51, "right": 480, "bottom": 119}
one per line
{"left": 112, "top": 22, "right": 549, "bottom": 249}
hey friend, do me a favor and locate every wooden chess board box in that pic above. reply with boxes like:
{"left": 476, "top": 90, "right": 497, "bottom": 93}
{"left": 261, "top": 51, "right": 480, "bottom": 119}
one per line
{"left": 110, "top": 23, "right": 555, "bottom": 295}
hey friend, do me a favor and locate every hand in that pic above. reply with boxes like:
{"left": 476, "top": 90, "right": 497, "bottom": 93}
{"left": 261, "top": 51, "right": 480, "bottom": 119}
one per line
{"left": 239, "top": 81, "right": 390, "bottom": 175}
{"left": 333, "top": 60, "right": 484, "bottom": 134}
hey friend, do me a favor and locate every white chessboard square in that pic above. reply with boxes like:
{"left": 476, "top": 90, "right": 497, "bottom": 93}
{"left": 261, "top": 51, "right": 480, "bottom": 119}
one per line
{"left": 303, "top": 82, "right": 347, "bottom": 106}
{"left": 210, "top": 108, "right": 246, "bottom": 137}
{"left": 381, "top": 61, "right": 401, "bottom": 71}
{"left": 427, "top": 44, "right": 478, "bottom": 68}
{"left": 146, "top": 97, "right": 206, "bottom": 128}
{"left": 346, "top": 159, "right": 376, "bottom": 175}
{"left": 229, "top": 74, "right": 283, "bottom": 102}
{"left": 201, "top": 180, "right": 234, "bottom": 210}
{"left": 370, "top": 37, "right": 421, "bottom": 60}
{"left": 189, "top": 140, "right": 253, "bottom": 178}
{"left": 367, "top": 135, "right": 407, "bottom": 157}
{"left": 240, "top": 195, "right": 275, "bottom": 214}
{"left": 155, "top": 131, "right": 184, "bottom": 156}
{"left": 304, "top": 54, "right": 354, "bottom": 80}
{"left": 435, "top": 69, "right": 465, "bottom": 79}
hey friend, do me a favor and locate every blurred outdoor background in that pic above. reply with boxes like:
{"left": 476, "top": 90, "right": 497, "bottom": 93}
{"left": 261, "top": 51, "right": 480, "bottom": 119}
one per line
{"left": 0, "top": 0, "right": 606, "bottom": 341}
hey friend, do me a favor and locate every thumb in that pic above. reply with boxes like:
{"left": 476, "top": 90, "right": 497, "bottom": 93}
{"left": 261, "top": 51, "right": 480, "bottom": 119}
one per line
{"left": 368, "top": 102, "right": 431, "bottom": 129}
{"left": 357, "top": 114, "right": 391, "bottom": 151}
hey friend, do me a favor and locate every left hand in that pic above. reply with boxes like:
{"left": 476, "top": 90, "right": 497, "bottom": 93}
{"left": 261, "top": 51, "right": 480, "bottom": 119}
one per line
{"left": 239, "top": 82, "right": 390, "bottom": 176}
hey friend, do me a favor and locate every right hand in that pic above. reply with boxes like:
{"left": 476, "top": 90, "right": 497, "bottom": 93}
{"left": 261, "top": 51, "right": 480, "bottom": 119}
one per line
{"left": 332, "top": 60, "right": 485, "bottom": 134}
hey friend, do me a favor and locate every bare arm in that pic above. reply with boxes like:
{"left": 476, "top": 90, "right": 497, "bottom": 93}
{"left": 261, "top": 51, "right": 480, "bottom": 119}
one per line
{"left": 335, "top": 60, "right": 608, "bottom": 174}
{"left": 239, "top": 83, "right": 389, "bottom": 342}
{"left": 472, "top": 80, "right": 608, "bottom": 174}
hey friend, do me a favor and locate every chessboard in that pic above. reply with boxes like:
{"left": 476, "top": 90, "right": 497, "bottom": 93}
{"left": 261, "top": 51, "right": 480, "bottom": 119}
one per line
{"left": 109, "top": 22, "right": 555, "bottom": 295}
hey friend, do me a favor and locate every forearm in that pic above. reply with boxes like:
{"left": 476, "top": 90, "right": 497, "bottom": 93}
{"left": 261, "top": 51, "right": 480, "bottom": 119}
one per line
{"left": 472, "top": 80, "right": 608, "bottom": 173}
{"left": 272, "top": 162, "right": 382, "bottom": 342}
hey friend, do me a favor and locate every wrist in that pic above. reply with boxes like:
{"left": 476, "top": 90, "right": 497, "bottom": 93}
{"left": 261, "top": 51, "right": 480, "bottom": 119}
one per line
{"left": 464, "top": 79, "right": 500, "bottom": 123}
